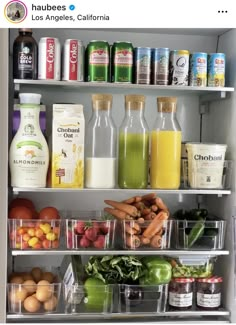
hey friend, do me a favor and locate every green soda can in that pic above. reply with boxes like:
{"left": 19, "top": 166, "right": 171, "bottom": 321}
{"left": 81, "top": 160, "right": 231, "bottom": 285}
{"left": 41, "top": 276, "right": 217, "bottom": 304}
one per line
{"left": 111, "top": 41, "right": 133, "bottom": 83}
{"left": 86, "top": 40, "right": 110, "bottom": 82}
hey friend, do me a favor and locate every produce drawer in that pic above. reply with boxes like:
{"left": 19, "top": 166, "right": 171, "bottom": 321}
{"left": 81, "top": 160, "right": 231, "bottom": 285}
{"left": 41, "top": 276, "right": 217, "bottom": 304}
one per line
{"left": 63, "top": 283, "right": 114, "bottom": 314}
{"left": 7, "top": 267, "right": 61, "bottom": 314}
{"left": 175, "top": 219, "right": 226, "bottom": 250}
{"left": 118, "top": 284, "right": 168, "bottom": 313}
{"left": 170, "top": 257, "right": 216, "bottom": 278}
{"left": 8, "top": 219, "right": 61, "bottom": 250}
{"left": 122, "top": 220, "right": 173, "bottom": 250}
{"left": 66, "top": 219, "right": 116, "bottom": 250}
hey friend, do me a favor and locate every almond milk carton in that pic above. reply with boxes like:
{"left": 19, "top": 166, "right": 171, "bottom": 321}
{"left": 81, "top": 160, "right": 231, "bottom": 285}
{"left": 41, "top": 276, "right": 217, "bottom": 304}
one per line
{"left": 52, "top": 104, "right": 85, "bottom": 188}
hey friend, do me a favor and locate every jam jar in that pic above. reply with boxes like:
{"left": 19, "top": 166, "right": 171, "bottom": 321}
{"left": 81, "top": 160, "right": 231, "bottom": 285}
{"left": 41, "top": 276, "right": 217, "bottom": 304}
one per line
{"left": 196, "top": 276, "right": 222, "bottom": 310}
{"left": 168, "top": 278, "right": 195, "bottom": 310}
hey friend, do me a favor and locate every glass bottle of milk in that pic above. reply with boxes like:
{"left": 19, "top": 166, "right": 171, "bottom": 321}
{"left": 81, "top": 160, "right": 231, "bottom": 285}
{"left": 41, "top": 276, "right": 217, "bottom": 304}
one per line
{"left": 9, "top": 93, "right": 49, "bottom": 187}
{"left": 85, "top": 94, "right": 117, "bottom": 188}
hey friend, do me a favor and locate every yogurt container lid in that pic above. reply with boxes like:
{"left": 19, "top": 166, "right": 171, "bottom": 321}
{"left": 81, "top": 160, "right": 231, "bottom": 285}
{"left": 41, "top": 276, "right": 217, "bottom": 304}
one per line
{"left": 186, "top": 142, "right": 227, "bottom": 148}
{"left": 19, "top": 93, "right": 41, "bottom": 104}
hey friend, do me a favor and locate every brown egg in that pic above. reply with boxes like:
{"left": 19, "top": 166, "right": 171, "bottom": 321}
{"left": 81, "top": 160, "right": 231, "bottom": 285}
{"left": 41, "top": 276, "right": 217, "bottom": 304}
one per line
{"left": 43, "top": 295, "right": 58, "bottom": 311}
{"left": 37, "top": 280, "right": 50, "bottom": 287}
{"left": 36, "top": 288, "right": 52, "bottom": 302}
{"left": 31, "top": 267, "right": 42, "bottom": 283}
{"left": 10, "top": 287, "right": 28, "bottom": 303}
{"left": 22, "top": 280, "right": 37, "bottom": 294}
{"left": 9, "top": 276, "right": 24, "bottom": 284}
{"left": 22, "top": 273, "right": 34, "bottom": 281}
{"left": 41, "top": 272, "right": 54, "bottom": 284}
{"left": 23, "top": 296, "right": 41, "bottom": 313}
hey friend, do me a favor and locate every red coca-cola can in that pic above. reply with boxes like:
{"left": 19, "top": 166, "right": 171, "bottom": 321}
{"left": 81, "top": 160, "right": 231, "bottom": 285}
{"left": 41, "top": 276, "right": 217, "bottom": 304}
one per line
{"left": 62, "top": 39, "right": 84, "bottom": 81}
{"left": 38, "top": 37, "right": 61, "bottom": 80}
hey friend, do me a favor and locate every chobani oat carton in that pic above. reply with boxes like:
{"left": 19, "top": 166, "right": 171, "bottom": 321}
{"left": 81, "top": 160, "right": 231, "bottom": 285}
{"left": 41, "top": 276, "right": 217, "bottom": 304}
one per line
{"left": 52, "top": 104, "right": 85, "bottom": 188}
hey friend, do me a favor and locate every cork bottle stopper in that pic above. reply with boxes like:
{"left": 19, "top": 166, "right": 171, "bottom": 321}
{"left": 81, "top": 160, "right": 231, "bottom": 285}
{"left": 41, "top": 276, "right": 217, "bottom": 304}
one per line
{"left": 157, "top": 97, "right": 177, "bottom": 113}
{"left": 125, "top": 94, "right": 145, "bottom": 110}
{"left": 92, "top": 94, "right": 113, "bottom": 110}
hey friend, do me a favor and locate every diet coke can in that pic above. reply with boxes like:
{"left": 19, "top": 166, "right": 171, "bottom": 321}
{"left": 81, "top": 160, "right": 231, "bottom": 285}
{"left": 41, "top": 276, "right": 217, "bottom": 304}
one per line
{"left": 62, "top": 39, "right": 84, "bottom": 81}
{"left": 38, "top": 37, "right": 61, "bottom": 80}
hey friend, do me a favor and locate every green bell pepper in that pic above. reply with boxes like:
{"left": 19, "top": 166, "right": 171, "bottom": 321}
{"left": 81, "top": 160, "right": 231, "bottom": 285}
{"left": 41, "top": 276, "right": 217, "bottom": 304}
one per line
{"left": 139, "top": 257, "right": 172, "bottom": 285}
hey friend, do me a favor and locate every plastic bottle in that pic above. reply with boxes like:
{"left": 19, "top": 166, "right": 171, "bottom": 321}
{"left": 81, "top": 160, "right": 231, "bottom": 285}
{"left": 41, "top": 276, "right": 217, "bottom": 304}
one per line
{"left": 150, "top": 97, "right": 182, "bottom": 189}
{"left": 13, "top": 29, "right": 38, "bottom": 80}
{"left": 85, "top": 94, "right": 117, "bottom": 188}
{"left": 118, "top": 95, "right": 149, "bottom": 189}
{"left": 9, "top": 93, "right": 49, "bottom": 187}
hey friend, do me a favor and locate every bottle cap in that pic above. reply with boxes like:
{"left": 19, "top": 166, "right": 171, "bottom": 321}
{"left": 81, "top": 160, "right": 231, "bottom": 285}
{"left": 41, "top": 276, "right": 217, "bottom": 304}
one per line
{"left": 92, "top": 94, "right": 112, "bottom": 110}
{"left": 19, "top": 93, "right": 41, "bottom": 104}
{"left": 19, "top": 28, "right": 32, "bottom": 33}
{"left": 125, "top": 94, "right": 145, "bottom": 110}
{"left": 157, "top": 97, "right": 177, "bottom": 113}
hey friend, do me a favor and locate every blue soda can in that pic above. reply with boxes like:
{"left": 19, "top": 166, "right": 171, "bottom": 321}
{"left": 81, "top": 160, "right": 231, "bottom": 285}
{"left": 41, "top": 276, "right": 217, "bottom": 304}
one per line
{"left": 151, "top": 48, "right": 170, "bottom": 85}
{"left": 207, "top": 53, "right": 225, "bottom": 87}
{"left": 189, "top": 52, "right": 207, "bottom": 87}
{"left": 134, "top": 47, "right": 152, "bottom": 84}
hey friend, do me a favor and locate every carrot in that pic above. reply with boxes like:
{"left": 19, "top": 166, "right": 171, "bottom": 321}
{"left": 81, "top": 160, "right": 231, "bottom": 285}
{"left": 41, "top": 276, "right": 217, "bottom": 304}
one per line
{"left": 150, "top": 234, "right": 162, "bottom": 248}
{"left": 125, "top": 234, "right": 140, "bottom": 248}
{"left": 142, "top": 211, "right": 168, "bottom": 239}
{"left": 151, "top": 205, "right": 158, "bottom": 212}
{"left": 141, "top": 193, "right": 157, "bottom": 201}
{"left": 104, "top": 200, "right": 138, "bottom": 217}
{"left": 140, "top": 237, "right": 150, "bottom": 245}
{"left": 123, "top": 196, "right": 142, "bottom": 204}
{"left": 141, "top": 208, "right": 152, "bottom": 216}
{"left": 104, "top": 207, "right": 128, "bottom": 220}
{"left": 125, "top": 223, "right": 138, "bottom": 235}
{"left": 144, "top": 212, "right": 157, "bottom": 220}
{"left": 152, "top": 197, "right": 169, "bottom": 214}
{"left": 133, "top": 202, "right": 146, "bottom": 211}
{"left": 137, "top": 217, "right": 145, "bottom": 224}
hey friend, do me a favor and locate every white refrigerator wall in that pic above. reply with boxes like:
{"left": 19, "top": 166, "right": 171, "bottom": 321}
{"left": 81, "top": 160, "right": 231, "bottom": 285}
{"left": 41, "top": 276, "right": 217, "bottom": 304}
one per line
{"left": 202, "top": 28, "right": 236, "bottom": 323}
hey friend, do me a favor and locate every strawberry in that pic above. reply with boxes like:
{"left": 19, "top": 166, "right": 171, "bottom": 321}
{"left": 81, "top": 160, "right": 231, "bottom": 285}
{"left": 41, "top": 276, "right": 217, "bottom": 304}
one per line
{"left": 100, "top": 222, "right": 109, "bottom": 235}
{"left": 75, "top": 221, "right": 85, "bottom": 235}
{"left": 85, "top": 227, "right": 98, "bottom": 241}
{"left": 79, "top": 235, "right": 91, "bottom": 248}
{"left": 93, "top": 235, "right": 105, "bottom": 249}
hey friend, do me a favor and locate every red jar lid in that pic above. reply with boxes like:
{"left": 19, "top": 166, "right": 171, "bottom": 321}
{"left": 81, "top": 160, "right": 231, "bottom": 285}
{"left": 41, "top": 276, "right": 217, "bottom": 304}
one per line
{"left": 197, "top": 276, "right": 223, "bottom": 283}
{"left": 173, "top": 278, "right": 195, "bottom": 283}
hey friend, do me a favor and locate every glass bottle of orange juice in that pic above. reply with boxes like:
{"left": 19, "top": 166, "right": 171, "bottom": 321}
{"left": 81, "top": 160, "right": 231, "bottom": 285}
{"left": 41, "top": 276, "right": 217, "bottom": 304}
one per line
{"left": 150, "top": 97, "right": 182, "bottom": 189}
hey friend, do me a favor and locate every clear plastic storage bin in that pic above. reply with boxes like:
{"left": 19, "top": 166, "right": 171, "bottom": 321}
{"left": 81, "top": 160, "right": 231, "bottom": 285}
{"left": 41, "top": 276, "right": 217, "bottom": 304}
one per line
{"left": 8, "top": 219, "right": 61, "bottom": 250}
{"left": 170, "top": 257, "right": 216, "bottom": 278}
{"left": 118, "top": 284, "right": 168, "bottom": 313}
{"left": 175, "top": 219, "right": 226, "bottom": 250}
{"left": 7, "top": 267, "right": 61, "bottom": 314}
{"left": 63, "top": 283, "right": 114, "bottom": 314}
{"left": 122, "top": 220, "right": 173, "bottom": 250}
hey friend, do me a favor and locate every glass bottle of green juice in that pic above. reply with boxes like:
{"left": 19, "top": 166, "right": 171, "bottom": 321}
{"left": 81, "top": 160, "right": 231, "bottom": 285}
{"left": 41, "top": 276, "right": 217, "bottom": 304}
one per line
{"left": 118, "top": 95, "right": 149, "bottom": 189}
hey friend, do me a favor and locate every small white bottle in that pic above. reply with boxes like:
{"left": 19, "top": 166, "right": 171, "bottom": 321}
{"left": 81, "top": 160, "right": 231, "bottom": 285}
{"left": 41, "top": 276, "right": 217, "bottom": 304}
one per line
{"left": 9, "top": 93, "right": 49, "bottom": 187}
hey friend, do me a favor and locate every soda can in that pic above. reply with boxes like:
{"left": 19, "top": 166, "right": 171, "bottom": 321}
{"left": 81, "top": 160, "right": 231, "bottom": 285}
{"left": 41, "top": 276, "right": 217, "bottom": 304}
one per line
{"left": 134, "top": 47, "right": 152, "bottom": 84}
{"left": 207, "top": 53, "right": 225, "bottom": 87}
{"left": 189, "top": 52, "right": 207, "bottom": 87}
{"left": 151, "top": 48, "right": 170, "bottom": 85}
{"left": 62, "top": 39, "right": 84, "bottom": 82}
{"left": 38, "top": 37, "right": 61, "bottom": 81}
{"left": 111, "top": 41, "right": 133, "bottom": 83}
{"left": 86, "top": 40, "right": 110, "bottom": 82}
{"left": 169, "top": 50, "right": 189, "bottom": 86}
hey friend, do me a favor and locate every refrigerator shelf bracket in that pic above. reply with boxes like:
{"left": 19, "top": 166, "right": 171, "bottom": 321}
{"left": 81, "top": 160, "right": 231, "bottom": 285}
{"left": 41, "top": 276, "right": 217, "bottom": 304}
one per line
{"left": 199, "top": 91, "right": 229, "bottom": 104}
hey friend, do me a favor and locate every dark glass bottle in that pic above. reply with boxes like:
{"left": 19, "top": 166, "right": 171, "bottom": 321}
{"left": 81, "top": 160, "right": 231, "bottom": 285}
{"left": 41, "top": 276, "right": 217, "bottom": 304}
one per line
{"left": 13, "top": 29, "right": 38, "bottom": 80}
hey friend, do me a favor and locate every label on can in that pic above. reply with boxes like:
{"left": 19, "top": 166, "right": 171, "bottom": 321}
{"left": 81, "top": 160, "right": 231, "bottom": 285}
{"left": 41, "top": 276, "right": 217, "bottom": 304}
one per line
{"left": 112, "top": 43, "right": 133, "bottom": 83}
{"left": 46, "top": 38, "right": 55, "bottom": 79}
{"left": 169, "top": 50, "right": 189, "bottom": 86}
{"left": 197, "top": 293, "right": 221, "bottom": 308}
{"left": 114, "top": 49, "right": 133, "bottom": 66}
{"left": 89, "top": 48, "right": 109, "bottom": 65}
{"left": 152, "top": 48, "right": 169, "bottom": 85}
{"left": 189, "top": 53, "right": 207, "bottom": 87}
{"left": 207, "top": 53, "right": 225, "bottom": 87}
{"left": 135, "top": 48, "right": 151, "bottom": 84}
{"left": 169, "top": 292, "right": 193, "bottom": 307}
{"left": 69, "top": 40, "right": 78, "bottom": 80}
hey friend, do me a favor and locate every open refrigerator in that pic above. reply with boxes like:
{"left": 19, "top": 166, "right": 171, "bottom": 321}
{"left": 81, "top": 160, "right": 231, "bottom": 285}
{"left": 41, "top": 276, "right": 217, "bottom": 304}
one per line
{"left": 0, "top": 27, "right": 236, "bottom": 324}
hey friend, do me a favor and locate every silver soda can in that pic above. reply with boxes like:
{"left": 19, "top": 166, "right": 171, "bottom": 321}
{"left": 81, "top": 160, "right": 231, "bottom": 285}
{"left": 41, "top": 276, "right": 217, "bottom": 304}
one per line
{"left": 207, "top": 53, "right": 225, "bottom": 87}
{"left": 189, "top": 52, "right": 207, "bottom": 87}
{"left": 151, "top": 48, "right": 170, "bottom": 85}
{"left": 134, "top": 47, "right": 152, "bottom": 84}
{"left": 169, "top": 50, "right": 189, "bottom": 86}
{"left": 38, "top": 37, "right": 61, "bottom": 80}
{"left": 62, "top": 39, "right": 84, "bottom": 81}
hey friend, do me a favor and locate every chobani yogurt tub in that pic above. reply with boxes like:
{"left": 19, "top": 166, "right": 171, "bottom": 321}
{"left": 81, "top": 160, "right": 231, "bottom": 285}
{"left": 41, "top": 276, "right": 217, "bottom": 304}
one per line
{"left": 186, "top": 143, "right": 227, "bottom": 189}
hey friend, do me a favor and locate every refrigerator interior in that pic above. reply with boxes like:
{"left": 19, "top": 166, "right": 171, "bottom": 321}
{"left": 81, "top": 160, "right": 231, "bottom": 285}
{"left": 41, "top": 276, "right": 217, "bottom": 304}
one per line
{"left": 2, "top": 27, "right": 236, "bottom": 323}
